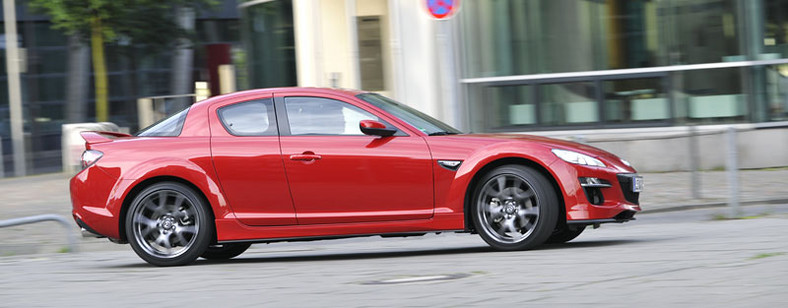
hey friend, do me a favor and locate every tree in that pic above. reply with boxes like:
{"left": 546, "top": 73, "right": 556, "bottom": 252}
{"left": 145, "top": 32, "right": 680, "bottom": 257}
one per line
{"left": 28, "top": 0, "right": 214, "bottom": 122}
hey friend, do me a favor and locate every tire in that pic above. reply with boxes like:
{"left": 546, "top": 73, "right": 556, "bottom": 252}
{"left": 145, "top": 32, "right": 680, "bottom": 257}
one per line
{"left": 201, "top": 243, "right": 251, "bottom": 260}
{"left": 545, "top": 224, "right": 585, "bottom": 244}
{"left": 471, "top": 165, "right": 559, "bottom": 251}
{"left": 126, "top": 182, "right": 213, "bottom": 266}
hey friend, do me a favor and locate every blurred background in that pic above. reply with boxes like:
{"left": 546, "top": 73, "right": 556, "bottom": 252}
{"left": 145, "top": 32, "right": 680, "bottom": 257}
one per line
{"left": 1, "top": 0, "right": 787, "bottom": 177}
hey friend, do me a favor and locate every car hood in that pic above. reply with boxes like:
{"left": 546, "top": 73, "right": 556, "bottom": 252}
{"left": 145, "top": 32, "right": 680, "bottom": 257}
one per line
{"left": 426, "top": 133, "right": 633, "bottom": 172}
{"left": 441, "top": 133, "right": 610, "bottom": 156}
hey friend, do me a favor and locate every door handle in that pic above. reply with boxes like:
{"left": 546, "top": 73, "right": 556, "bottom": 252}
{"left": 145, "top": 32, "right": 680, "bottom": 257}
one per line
{"left": 289, "top": 153, "right": 322, "bottom": 161}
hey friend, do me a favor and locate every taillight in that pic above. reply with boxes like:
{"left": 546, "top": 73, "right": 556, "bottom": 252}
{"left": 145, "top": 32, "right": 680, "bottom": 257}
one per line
{"left": 81, "top": 150, "right": 104, "bottom": 169}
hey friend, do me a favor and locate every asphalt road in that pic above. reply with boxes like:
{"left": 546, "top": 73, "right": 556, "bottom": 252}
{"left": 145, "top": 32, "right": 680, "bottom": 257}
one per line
{"left": 1, "top": 204, "right": 787, "bottom": 307}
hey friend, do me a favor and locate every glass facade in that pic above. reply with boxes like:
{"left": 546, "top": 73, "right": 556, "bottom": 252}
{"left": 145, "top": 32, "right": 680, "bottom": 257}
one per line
{"left": 240, "top": 0, "right": 297, "bottom": 89}
{"left": 0, "top": 3, "right": 241, "bottom": 176}
{"left": 461, "top": 0, "right": 788, "bottom": 132}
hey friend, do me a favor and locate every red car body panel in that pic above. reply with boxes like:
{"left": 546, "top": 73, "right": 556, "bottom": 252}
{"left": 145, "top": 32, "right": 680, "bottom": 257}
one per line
{"left": 70, "top": 87, "right": 641, "bottom": 244}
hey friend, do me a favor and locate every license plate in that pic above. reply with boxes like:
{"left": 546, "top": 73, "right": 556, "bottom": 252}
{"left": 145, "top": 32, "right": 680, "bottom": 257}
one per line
{"left": 632, "top": 176, "right": 644, "bottom": 192}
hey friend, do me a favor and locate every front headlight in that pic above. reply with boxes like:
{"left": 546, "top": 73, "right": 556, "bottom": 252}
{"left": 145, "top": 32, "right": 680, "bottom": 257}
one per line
{"left": 620, "top": 158, "right": 632, "bottom": 167}
{"left": 551, "top": 149, "right": 606, "bottom": 167}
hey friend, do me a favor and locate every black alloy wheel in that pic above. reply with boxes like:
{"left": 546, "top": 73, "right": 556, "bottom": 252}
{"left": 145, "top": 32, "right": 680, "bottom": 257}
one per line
{"left": 472, "top": 165, "right": 559, "bottom": 251}
{"left": 126, "top": 182, "right": 213, "bottom": 266}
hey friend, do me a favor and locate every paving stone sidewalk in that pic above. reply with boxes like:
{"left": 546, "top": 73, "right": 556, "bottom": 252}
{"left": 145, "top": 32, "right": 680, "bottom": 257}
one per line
{"left": 2, "top": 169, "right": 787, "bottom": 255}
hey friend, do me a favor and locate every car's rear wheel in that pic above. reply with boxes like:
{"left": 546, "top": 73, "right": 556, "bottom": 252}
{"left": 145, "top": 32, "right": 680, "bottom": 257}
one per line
{"left": 126, "top": 182, "right": 212, "bottom": 266}
{"left": 545, "top": 224, "right": 586, "bottom": 244}
{"left": 472, "top": 165, "right": 558, "bottom": 251}
{"left": 201, "top": 243, "right": 251, "bottom": 260}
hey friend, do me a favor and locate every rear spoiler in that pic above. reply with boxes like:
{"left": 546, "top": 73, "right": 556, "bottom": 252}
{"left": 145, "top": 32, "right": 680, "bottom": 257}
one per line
{"left": 80, "top": 131, "right": 133, "bottom": 146}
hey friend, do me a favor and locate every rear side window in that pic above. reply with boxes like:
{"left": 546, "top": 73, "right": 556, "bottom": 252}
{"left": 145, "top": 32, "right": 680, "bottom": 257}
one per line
{"left": 136, "top": 107, "right": 190, "bottom": 137}
{"left": 218, "top": 98, "right": 277, "bottom": 136}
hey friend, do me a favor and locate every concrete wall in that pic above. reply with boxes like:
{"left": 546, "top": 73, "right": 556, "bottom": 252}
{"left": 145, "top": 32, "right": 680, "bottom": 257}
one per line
{"left": 528, "top": 124, "right": 788, "bottom": 172}
{"left": 292, "top": 0, "right": 454, "bottom": 124}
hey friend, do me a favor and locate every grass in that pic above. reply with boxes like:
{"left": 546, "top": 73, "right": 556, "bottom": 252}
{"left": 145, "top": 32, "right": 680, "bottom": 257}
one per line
{"left": 711, "top": 211, "right": 771, "bottom": 221}
{"left": 57, "top": 247, "right": 71, "bottom": 253}
{"left": 740, "top": 212, "right": 772, "bottom": 219}
{"left": 749, "top": 252, "right": 786, "bottom": 260}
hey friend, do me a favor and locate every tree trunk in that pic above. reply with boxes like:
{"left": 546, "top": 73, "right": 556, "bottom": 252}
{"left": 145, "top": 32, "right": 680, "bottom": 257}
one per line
{"left": 65, "top": 34, "right": 89, "bottom": 123}
{"left": 90, "top": 17, "right": 109, "bottom": 122}
{"left": 170, "top": 6, "right": 196, "bottom": 110}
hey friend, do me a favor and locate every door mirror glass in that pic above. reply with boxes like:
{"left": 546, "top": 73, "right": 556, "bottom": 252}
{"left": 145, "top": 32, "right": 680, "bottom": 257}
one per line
{"left": 360, "top": 120, "right": 397, "bottom": 137}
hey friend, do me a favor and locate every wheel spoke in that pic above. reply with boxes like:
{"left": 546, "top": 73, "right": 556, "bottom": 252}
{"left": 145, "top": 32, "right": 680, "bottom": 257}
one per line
{"left": 174, "top": 232, "right": 189, "bottom": 247}
{"left": 497, "top": 219, "right": 516, "bottom": 235}
{"left": 517, "top": 207, "right": 539, "bottom": 219}
{"left": 157, "top": 191, "right": 167, "bottom": 208}
{"left": 514, "top": 187, "right": 534, "bottom": 201}
{"left": 174, "top": 194, "right": 185, "bottom": 209}
{"left": 484, "top": 185, "right": 500, "bottom": 198}
{"left": 511, "top": 177, "right": 524, "bottom": 191}
{"left": 177, "top": 225, "right": 197, "bottom": 234}
{"left": 145, "top": 200, "right": 167, "bottom": 217}
{"left": 134, "top": 214, "right": 158, "bottom": 229}
{"left": 156, "top": 233, "right": 172, "bottom": 248}
{"left": 520, "top": 220, "right": 535, "bottom": 232}
{"left": 496, "top": 177, "right": 506, "bottom": 194}
{"left": 141, "top": 226, "right": 158, "bottom": 238}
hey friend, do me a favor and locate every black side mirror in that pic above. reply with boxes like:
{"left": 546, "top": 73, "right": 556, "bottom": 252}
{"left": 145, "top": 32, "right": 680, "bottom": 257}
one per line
{"left": 360, "top": 120, "right": 397, "bottom": 137}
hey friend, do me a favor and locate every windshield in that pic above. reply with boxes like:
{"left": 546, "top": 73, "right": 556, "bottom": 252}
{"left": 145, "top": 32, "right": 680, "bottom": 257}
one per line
{"left": 356, "top": 93, "right": 462, "bottom": 136}
{"left": 135, "top": 107, "right": 190, "bottom": 137}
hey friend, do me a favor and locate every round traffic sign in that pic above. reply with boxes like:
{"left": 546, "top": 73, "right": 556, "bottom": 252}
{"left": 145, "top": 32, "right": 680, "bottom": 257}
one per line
{"left": 426, "top": 0, "right": 460, "bottom": 19}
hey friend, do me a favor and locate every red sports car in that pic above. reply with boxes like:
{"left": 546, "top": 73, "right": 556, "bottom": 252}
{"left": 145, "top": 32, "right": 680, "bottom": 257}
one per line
{"left": 71, "top": 87, "right": 643, "bottom": 266}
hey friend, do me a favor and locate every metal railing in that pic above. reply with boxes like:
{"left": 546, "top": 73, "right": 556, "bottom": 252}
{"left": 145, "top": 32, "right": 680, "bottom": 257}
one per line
{"left": 565, "top": 124, "right": 779, "bottom": 218}
{"left": 0, "top": 214, "right": 77, "bottom": 252}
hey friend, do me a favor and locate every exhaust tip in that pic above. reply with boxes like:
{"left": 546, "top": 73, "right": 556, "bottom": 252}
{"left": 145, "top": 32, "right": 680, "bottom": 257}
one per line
{"left": 81, "top": 228, "right": 105, "bottom": 238}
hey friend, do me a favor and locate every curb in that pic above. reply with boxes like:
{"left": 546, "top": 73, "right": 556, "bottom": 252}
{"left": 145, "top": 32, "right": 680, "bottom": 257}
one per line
{"left": 642, "top": 198, "right": 788, "bottom": 214}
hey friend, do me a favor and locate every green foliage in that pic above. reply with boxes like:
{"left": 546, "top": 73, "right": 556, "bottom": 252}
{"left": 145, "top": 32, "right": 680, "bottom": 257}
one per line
{"left": 27, "top": 0, "right": 217, "bottom": 50}
{"left": 749, "top": 252, "right": 786, "bottom": 260}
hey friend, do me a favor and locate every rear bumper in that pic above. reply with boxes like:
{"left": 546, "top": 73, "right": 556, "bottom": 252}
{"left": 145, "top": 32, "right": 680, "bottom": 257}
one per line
{"left": 70, "top": 166, "right": 123, "bottom": 240}
{"left": 75, "top": 217, "right": 105, "bottom": 238}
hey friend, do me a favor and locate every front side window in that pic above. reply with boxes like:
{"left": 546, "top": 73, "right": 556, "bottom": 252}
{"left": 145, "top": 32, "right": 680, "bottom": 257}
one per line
{"left": 218, "top": 99, "right": 277, "bottom": 136}
{"left": 284, "top": 97, "right": 382, "bottom": 135}
{"left": 357, "top": 93, "right": 461, "bottom": 135}
{"left": 136, "top": 107, "right": 190, "bottom": 137}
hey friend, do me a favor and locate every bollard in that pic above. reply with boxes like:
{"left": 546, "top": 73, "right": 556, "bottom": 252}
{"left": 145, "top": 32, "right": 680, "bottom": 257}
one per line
{"left": 688, "top": 125, "right": 701, "bottom": 199}
{"left": 726, "top": 127, "right": 740, "bottom": 218}
{"left": 0, "top": 214, "right": 78, "bottom": 252}
{"left": 0, "top": 137, "right": 4, "bottom": 178}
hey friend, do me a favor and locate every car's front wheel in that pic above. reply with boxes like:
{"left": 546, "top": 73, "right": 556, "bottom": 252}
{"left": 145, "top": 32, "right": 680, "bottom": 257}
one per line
{"left": 126, "top": 182, "right": 212, "bottom": 266}
{"left": 472, "top": 165, "right": 558, "bottom": 251}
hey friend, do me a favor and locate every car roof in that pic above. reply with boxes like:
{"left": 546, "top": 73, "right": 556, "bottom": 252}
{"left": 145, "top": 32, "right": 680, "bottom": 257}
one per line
{"left": 192, "top": 87, "right": 368, "bottom": 109}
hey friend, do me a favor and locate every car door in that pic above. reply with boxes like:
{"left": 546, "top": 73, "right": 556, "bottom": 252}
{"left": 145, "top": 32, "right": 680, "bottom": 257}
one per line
{"left": 209, "top": 95, "right": 297, "bottom": 226}
{"left": 276, "top": 94, "right": 434, "bottom": 224}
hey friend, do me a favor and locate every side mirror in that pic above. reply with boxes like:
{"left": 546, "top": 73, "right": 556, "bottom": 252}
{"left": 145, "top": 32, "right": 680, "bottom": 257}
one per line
{"left": 360, "top": 120, "right": 397, "bottom": 137}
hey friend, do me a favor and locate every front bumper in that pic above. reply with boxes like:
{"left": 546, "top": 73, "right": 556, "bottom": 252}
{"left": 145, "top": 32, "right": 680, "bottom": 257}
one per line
{"left": 549, "top": 160, "right": 643, "bottom": 222}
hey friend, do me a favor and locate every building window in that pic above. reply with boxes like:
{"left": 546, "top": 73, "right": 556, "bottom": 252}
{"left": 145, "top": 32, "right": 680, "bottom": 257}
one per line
{"left": 357, "top": 16, "right": 385, "bottom": 91}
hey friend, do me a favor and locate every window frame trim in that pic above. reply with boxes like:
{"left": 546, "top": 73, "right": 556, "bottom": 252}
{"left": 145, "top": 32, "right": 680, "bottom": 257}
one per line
{"left": 216, "top": 98, "right": 279, "bottom": 137}
{"left": 275, "top": 95, "right": 408, "bottom": 137}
